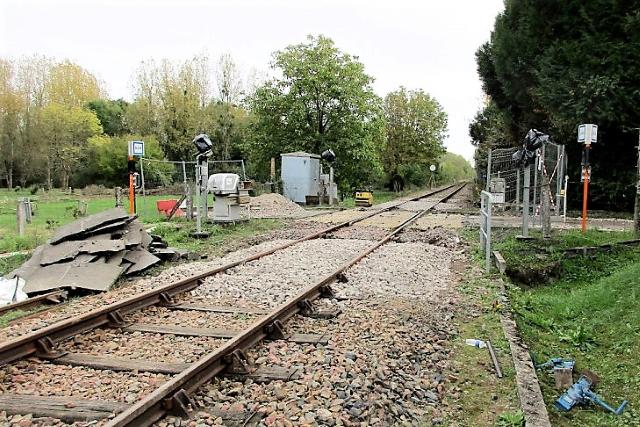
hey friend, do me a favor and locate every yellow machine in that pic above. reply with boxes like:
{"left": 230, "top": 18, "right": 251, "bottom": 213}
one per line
{"left": 354, "top": 189, "right": 373, "bottom": 207}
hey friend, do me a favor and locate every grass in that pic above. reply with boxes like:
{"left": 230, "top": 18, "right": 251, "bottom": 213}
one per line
{"left": 444, "top": 266, "right": 520, "bottom": 426}
{"left": 0, "top": 188, "right": 212, "bottom": 253}
{"left": 151, "top": 218, "right": 286, "bottom": 256}
{"left": 473, "top": 227, "right": 640, "bottom": 427}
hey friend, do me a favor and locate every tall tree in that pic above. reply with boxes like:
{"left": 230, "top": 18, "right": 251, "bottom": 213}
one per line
{"left": 250, "top": 35, "right": 384, "bottom": 189}
{"left": 383, "top": 87, "right": 447, "bottom": 190}
{"left": 40, "top": 104, "right": 102, "bottom": 189}
{"left": 87, "top": 99, "right": 129, "bottom": 136}
{"left": 476, "top": 0, "right": 640, "bottom": 210}
{"left": 47, "top": 60, "right": 104, "bottom": 107}
{"left": 128, "top": 55, "right": 215, "bottom": 160}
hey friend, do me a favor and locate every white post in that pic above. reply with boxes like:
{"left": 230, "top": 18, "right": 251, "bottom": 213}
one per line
{"left": 563, "top": 175, "right": 569, "bottom": 222}
{"left": 329, "top": 166, "right": 334, "bottom": 206}
{"left": 522, "top": 164, "right": 530, "bottom": 237}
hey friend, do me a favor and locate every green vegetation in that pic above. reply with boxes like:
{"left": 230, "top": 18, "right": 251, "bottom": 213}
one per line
{"left": 445, "top": 271, "right": 520, "bottom": 426}
{"left": 152, "top": 218, "right": 286, "bottom": 256}
{"left": 249, "top": 35, "right": 386, "bottom": 191}
{"left": 2, "top": 37, "right": 454, "bottom": 196}
{"left": 382, "top": 87, "right": 447, "bottom": 190}
{"left": 474, "top": 228, "right": 640, "bottom": 427}
{"left": 472, "top": 1, "right": 640, "bottom": 211}
{"left": 0, "top": 189, "right": 183, "bottom": 252}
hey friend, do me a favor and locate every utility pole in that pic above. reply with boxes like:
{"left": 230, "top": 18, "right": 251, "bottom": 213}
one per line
{"left": 634, "top": 129, "right": 640, "bottom": 237}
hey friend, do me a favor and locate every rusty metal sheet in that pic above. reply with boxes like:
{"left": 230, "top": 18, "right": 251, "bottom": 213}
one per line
{"left": 50, "top": 208, "right": 129, "bottom": 244}
{"left": 123, "top": 250, "right": 160, "bottom": 275}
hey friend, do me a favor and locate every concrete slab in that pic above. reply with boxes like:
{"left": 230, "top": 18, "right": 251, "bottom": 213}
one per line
{"left": 39, "top": 239, "right": 125, "bottom": 266}
{"left": 123, "top": 250, "right": 161, "bottom": 275}
{"left": 22, "top": 260, "right": 124, "bottom": 294}
{"left": 121, "top": 220, "right": 144, "bottom": 247}
{"left": 50, "top": 208, "right": 129, "bottom": 244}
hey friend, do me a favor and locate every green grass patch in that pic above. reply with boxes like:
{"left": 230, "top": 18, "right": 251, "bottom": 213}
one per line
{"left": 0, "top": 254, "right": 28, "bottom": 276}
{"left": 0, "top": 309, "right": 28, "bottom": 327}
{"left": 151, "top": 218, "right": 286, "bottom": 256}
{"left": 445, "top": 269, "right": 520, "bottom": 426}
{"left": 478, "top": 227, "right": 640, "bottom": 427}
{"left": 0, "top": 189, "right": 210, "bottom": 253}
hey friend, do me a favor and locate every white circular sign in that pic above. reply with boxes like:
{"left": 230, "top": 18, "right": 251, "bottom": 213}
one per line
{"left": 429, "top": 164, "right": 436, "bottom": 172}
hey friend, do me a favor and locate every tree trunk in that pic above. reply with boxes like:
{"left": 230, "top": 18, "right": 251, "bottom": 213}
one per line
{"left": 46, "top": 155, "right": 52, "bottom": 190}
{"left": 7, "top": 168, "right": 12, "bottom": 190}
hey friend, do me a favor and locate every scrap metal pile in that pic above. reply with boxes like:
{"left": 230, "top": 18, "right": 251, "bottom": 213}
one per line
{"left": 5, "top": 208, "right": 185, "bottom": 295}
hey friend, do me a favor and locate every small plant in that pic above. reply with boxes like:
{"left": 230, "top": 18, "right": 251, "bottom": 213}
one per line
{"left": 45, "top": 219, "right": 59, "bottom": 230}
{"left": 496, "top": 410, "right": 525, "bottom": 427}
{"left": 558, "top": 323, "right": 595, "bottom": 349}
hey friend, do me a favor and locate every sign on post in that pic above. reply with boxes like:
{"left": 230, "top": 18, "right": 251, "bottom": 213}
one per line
{"left": 128, "top": 140, "right": 145, "bottom": 157}
{"left": 577, "top": 124, "right": 597, "bottom": 145}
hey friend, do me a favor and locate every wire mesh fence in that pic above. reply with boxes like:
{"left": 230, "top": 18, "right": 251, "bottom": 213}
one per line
{"left": 485, "top": 142, "right": 568, "bottom": 217}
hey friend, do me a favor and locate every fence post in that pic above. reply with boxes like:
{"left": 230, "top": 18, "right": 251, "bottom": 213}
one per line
{"left": 115, "top": 187, "right": 123, "bottom": 207}
{"left": 480, "top": 191, "right": 493, "bottom": 272}
{"left": 516, "top": 169, "right": 521, "bottom": 215}
{"left": 486, "top": 148, "right": 492, "bottom": 191}
{"left": 522, "top": 164, "right": 531, "bottom": 237}
{"left": 16, "top": 200, "right": 26, "bottom": 237}
{"left": 541, "top": 146, "right": 551, "bottom": 238}
{"left": 532, "top": 154, "right": 539, "bottom": 219}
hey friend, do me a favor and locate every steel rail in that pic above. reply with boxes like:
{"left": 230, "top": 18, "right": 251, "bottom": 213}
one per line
{"left": 0, "top": 184, "right": 459, "bottom": 366}
{"left": 107, "top": 183, "right": 466, "bottom": 427}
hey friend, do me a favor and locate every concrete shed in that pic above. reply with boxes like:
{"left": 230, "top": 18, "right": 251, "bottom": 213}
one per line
{"left": 281, "top": 152, "right": 321, "bottom": 204}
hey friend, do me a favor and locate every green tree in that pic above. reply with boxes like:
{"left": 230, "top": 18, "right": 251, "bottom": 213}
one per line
{"left": 77, "top": 134, "right": 173, "bottom": 188}
{"left": 87, "top": 99, "right": 129, "bottom": 136}
{"left": 250, "top": 35, "right": 385, "bottom": 189}
{"left": 476, "top": 0, "right": 640, "bottom": 210}
{"left": 47, "top": 60, "right": 104, "bottom": 107}
{"left": 40, "top": 104, "right": 102, "bottom": 189}
{"left": 383, "top": 87, "right": 447, "bottom": 190}
{"left": 438, "top": 152, "right": 475, "bottom": 183}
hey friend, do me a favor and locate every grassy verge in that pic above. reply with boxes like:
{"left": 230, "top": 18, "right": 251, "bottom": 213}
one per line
{"left": 0, "top": 189, "right": 190, "bottom": 252}
{"left": 446, "top": 269, "right": 521, "bottom": 426}
{"left": 151, "top": 218, "right": 287, "bottom": 257}
{"left": 487, "top": 228, "right": 640, "bottom": 427}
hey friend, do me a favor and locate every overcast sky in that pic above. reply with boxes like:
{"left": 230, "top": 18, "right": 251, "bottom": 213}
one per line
{"left": 0, "top": 0, "right": 503, "bottom": 161}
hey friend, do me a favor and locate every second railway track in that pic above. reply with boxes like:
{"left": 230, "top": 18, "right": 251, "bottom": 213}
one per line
{"left": 0, "top": 183, "right": 467, "bottom": 426}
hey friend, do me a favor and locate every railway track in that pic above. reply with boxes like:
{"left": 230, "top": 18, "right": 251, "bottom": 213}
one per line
{"left": 0, "top": 183, "right": 466, "bottom": 426}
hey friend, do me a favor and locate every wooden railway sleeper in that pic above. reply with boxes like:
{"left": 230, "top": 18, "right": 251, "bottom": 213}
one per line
{"left": 162, "top": 389, "right": 196, "bottom": 418}
{"left": 35, "top": 337, "right": 67, "bottom": 360}
{"left": 223, "top": 349, "right": 252, "bottom": 375}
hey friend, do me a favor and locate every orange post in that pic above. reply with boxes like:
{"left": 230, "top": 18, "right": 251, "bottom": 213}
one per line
{"left": 128, "top": 156, "right": 135, "bottom": 215}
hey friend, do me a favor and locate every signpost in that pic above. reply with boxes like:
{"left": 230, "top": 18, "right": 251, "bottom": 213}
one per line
{"left": 127, "top": 141, "right": 144, "bottom": 215}
{"left": 578, "top": 124, "right": 597, "bottom": 234}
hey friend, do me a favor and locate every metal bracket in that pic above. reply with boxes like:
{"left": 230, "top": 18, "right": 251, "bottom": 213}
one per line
{"left": 223, "top": 349, "right": 251, "bottom": 374}
{"left": 158, "top": 292, "right": 175, "bottom": 307}
{"left": 264, "top": 320, "right": 288, "bottom": 340}
{"left": 107, "top": 310, "right": 129, "bottom": 328}
{"left": 162, "top": 389, "right": 195, "bottom": 418}
{"left": 45, "top": 290, "right": 68, "bottom": 304}
{"left": 35, "top": 337, "right": 67, "bottom": 360}
{"left": 336, "top": 273, "right": 348, "bottom": 283}
{"left": 297, "top": 299, "right": 315, "bottom": 316}
{"left": 320, "top": 284, "right": 336, "bottom": 297}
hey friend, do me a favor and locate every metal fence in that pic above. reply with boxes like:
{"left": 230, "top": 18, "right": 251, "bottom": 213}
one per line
{"left": 485, "top": 143, "right": 568, "bottom": 218}
{"left": 480, "top": 191, "right": 492, "bottom": 272}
